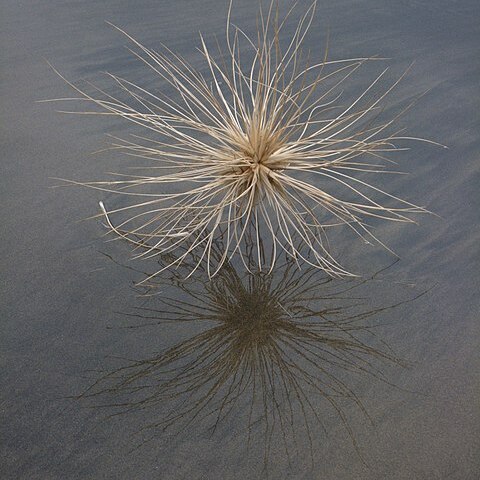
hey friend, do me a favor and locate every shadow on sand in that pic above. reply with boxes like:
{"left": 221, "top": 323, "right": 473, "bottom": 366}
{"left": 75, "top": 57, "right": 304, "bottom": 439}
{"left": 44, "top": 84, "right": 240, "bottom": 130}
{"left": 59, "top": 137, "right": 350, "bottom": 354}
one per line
{"left": 78, "top": 242, "right": 428, "bottom": 471}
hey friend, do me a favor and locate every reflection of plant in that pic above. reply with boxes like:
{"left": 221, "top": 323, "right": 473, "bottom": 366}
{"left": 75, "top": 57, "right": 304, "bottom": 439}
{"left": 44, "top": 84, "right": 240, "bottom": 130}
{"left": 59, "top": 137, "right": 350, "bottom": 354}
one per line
{"left": 82, "top": 247, "right": 425, "bottom": 467}
{"left": 52, "top": 0, "right": 439, "bottom": 277}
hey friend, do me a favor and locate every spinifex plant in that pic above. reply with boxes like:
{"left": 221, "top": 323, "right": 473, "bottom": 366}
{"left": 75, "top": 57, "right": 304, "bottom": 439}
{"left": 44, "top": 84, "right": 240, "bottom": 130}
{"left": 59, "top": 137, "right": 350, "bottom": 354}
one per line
{"left": 54, "top": 0, "right": 438, "bottom": 278}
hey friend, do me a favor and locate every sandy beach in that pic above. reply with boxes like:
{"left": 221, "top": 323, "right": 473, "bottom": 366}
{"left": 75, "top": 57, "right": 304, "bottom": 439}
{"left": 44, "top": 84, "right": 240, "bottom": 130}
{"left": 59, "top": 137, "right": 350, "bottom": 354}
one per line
{"left": 1, "top": 1, "right": 479, "bottom": 478}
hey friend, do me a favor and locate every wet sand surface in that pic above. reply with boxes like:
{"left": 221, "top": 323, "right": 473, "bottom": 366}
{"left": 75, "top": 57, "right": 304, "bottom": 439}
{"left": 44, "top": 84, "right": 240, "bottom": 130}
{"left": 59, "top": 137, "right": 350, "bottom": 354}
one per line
{"left": 1, "top": 1, "right": 479, "bottom": 478}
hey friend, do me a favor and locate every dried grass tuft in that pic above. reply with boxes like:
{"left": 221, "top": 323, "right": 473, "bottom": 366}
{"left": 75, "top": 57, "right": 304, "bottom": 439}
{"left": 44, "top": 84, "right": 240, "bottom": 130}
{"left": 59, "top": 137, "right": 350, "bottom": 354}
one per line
{"left": 50, "top": 0, "right": 441, "bottom": 278}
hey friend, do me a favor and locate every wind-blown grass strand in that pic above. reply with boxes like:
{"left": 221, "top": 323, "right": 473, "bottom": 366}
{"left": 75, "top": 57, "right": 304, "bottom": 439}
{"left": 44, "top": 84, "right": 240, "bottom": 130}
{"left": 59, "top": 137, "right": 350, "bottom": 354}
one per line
{"left": 51, "top": 0, "right": 440, "bottom": 278}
